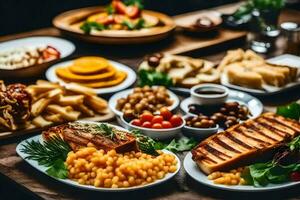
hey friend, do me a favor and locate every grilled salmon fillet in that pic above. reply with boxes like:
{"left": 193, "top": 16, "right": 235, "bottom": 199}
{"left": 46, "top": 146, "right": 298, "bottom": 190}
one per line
{"left": 42, "top": 122, "right": 138, "bottom": 153}
{"left": 192, "top": 113, "right": 300, "bottom": 174}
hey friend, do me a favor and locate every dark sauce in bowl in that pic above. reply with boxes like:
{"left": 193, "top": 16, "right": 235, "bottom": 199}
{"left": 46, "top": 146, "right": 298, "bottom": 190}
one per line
{"left": 195, "top": 88, "right": 225, "bottom": 95}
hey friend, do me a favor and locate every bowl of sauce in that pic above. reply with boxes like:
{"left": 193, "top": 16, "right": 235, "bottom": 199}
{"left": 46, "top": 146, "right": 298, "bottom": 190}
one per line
{"left": 190, "top": 84, "right": 229, "bottom": 105}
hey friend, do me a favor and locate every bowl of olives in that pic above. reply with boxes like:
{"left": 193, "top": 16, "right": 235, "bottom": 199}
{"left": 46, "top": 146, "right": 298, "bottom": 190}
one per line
{"left": 182, "top": 114, "right": 219, "bottom": 140}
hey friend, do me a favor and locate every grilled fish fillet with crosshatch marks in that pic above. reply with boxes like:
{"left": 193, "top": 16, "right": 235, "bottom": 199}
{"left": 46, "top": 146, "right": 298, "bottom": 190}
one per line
{"left": 192, "top": 113, "right": 300, "bottom": 174}
{"left": 42, "top": 122, "right": 138, "bottom": 153}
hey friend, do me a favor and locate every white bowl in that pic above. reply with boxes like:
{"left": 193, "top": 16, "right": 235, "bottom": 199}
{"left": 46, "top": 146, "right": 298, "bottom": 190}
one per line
{"left": 120, "top": 115, "right": 185, "bottom": 140}
{"left": 182, "top": 114, "right": 219, "bottom": 140}
{"left": 109, "top": 87, "right": 180, "bottom": 116}
{"left": 190, "top": 84, "right": 229, "bottom": 105}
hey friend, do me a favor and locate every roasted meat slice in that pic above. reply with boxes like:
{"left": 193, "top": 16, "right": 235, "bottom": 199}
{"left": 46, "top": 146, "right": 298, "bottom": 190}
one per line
{"left": 192, "top": 113, "right": 300, "bottom": 174}
{"left": 42, "top": 122, "right": 138, "bottom": 153}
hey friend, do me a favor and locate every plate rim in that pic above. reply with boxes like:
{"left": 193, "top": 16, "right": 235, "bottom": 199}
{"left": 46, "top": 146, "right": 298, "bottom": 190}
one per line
{"left": 45, "top": 58, "right": 136, "bottom": 95}
{"left": 16, "top": 123, "right": 181, "bottom": 192}
{"left": 183, "top": 152, "right": 300, "bottom": 192}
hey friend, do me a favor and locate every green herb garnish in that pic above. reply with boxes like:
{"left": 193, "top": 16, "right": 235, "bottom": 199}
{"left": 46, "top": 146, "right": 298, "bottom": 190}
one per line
{"left": 131, "top": 129, "right": 159, "bottom": 156}
{"left": 80, "top": 22, "right": 107, "bottom": 34}
{"left": 21, "top": 136, "right": 71, "bottom": 179}
{"left": 138, "top": 69, "right": 173, "bottom": 87}
{"left": 164, "top": 137, "right": 197, "bottom": 152}
{"left": 124, "top": 0, "right": 144, "bottom": 9}
{"left": 277, "top": 102, "right": 300, "bottom": 120}
{"left": 106, "top": 4, "right": 115, "bottom": 14}
{"left": 97, "top": 123, "right": 115, "bottom": 140}
{"left": 122, "top": 18, "right": 145, "bottom": 30}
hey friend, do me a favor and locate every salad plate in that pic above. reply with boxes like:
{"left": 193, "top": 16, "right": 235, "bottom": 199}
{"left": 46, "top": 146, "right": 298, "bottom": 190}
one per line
{"left": 184, "top": 152, "right": 300, "bottom": 192}
{"left": 180, "top": 89, "right": 263, "bottom": 118}
{"left": 16, "top": 124, "right": 181, "bottom": 192}
{"left": 46, "top": 59, "right": 136, "bottom": 95}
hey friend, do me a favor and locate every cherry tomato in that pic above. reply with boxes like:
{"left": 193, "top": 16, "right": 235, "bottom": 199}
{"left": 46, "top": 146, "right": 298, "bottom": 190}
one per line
{"left": 290, "top": 172, "right": 300, "bottom": 182}
{"left": 152, "top": 123, "right": 163, "bottom": 129}
{"left": 162, "top": 121, "right": 173, "bottom": 129}
{"left": 142, "top": 121, "right": 152, "bottom": 128}
{"left": 151, "top": 115, "right": 163, "bottom": 124}
{"left": 126, "top": 5, "right": 140, "bottom": 18}
{"left": 169, "top": 115, "right": 183, "bottom": 127}
{"left": 159, "top": 107, "right": 172, "bottom": 120}
{"left": 131, "top": 119, "right": 141, "bottom": 126}
{"left": 140, "top": 113, "right": 154, "bottom": 123}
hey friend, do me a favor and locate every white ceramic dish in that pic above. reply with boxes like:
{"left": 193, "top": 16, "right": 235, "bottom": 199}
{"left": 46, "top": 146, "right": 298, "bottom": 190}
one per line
{"left": 16, "top": 123, "right": 181, "bottom": 192}
{"left": 190, "top": 84, "right": 229, "bottom": 105}
{"left": 0, "top": 36, "right": 75, "bottom": 78}
{"left": 184, "top": 152, "right": 300, "bottom": 192}
{"left": 120, "top": 115, "right": 185, "bottom": 140}
{"left": 45, "top": 59, "right": 136, "bottom": 95}
{"left": 180, "top": 89, "right": 263, "bottom": 119}
{"left": 182, "top": 114, "right": 219, "bottom": 140}
{"left": 220, "top": 54, "right": 300, "bottom": 96}
{"left": 109, "top": 87, "right": 180, "bottom": 117}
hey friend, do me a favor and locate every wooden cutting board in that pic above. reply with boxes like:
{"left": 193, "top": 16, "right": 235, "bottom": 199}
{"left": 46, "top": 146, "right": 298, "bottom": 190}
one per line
{"left": 162, "top": 3, "right": 247, "bottom": 54}
{"left": 0, "top": 110, "right": 115, "bottom": 140}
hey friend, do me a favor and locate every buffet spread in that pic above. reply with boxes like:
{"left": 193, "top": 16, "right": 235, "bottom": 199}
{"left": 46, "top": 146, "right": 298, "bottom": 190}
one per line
{"left": 1, "top": 0, "right": 300, "bottom": 196}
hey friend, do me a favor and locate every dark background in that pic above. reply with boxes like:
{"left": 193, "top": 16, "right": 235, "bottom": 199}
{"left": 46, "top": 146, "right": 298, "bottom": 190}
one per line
{"left": 0, "top": 0, "right": 237, "bottom": 36}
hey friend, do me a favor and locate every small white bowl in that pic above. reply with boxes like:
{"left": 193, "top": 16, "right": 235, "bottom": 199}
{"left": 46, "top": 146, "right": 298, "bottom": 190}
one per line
{"left": 120, "top": 115, "right": 185, "bottom": 140}
{"left": 182, "top": 114, "right": 219, "bottom": 140}
{"left": 190, "top": 84, "right": 229, "bottom": 105}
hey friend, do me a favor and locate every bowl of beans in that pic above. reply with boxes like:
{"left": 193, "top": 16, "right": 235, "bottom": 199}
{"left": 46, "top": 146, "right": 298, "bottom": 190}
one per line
{"left": 109, "top": 86, "right": 180, "bottom": 117}
{"left": 183, "top": 114, "right": 219, "bottom": 140}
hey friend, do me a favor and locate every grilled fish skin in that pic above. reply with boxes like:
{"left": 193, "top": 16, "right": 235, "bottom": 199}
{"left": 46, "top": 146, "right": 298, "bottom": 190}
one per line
{"left": 192, "top": 113, "right": 300, "bottom": 174}
{"left": 42, "top": 122, "right": 138, "bottom": 153}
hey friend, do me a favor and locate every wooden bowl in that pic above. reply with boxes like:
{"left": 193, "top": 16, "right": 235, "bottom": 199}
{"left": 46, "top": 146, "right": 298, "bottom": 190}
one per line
{"left": 53, "top": 6, "right": 176, "bottom": 44}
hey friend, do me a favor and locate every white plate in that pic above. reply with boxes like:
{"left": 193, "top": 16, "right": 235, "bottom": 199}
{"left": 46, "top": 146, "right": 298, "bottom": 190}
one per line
{"left": 109, "top": 87, "right": 180, "bottom": 116}
{"left": 0, "top": 36, "right": 75, "bottom": 58}
{"left": 184, "top": 152, "right": 300, "bottom": 192}
{"left": 220, "top": 54, "right": 300, "bottom": 96}
{"left": 180, "top": 89, "right": 263, "bottom": 118}
{"left": 46, "top": 59, "right": 136, "bottom": 95}
{"left": 16, "top": 123, "right": 181, "bottom": 192}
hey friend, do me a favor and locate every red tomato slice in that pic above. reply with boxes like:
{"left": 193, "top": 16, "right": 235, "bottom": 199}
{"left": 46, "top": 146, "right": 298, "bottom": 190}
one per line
{"left": 162, "top": 121, "right": 173, "bottom": 128}
{"left": 142, "top": 121, "right": 152, "bottom": 128}
{"left": 131, "top": 119, "right": 142, "bottom": 127}
{"left": 169, "top": 115, "right": 183, "bottom": 127}
{"left": 126, "top": 5, "right": 140, "bottom": 18}
{"left": 114, "top": 1, "right": 127, "bottom": 15}
{"left": 151, "top": 115, "right": 163, "bottom": 124}
{"left": 152, "top": 123, "right": 163, "bottom": 129}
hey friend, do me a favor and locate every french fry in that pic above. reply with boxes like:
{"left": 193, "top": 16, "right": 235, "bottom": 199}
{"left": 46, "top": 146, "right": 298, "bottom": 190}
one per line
{"left": 31, "top": 98, "right": 52, "bottom": 117}
{"left": 34, "top": 88, "right": 62, "bottom": 101}
{"left": 85, "top": 95, "right": 108, "bottom": 113}
{"left": 43, "top": 113, "right": 64, "bottom": 123}
{"left": 65, "top": 82, "right": 96, "bottom": 96}
{"left": 32, "top": 116, "right": 52, "bottom": 128}
{"left": 77, "top": 105, "right": 95, "bottom": 117}
{"left": 46, "top": 104, "right": 81, "bottom": 121}
{"left": 57, "top": 95, "right": 84, "bottom": 106}
{"left": 26, "top": 82, "right": 62, "bottom": 94}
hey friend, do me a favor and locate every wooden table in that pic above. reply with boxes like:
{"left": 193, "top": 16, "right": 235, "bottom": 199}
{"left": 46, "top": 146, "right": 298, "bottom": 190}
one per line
{"left": 1, "top": 3, "right": 300, "bottom": 200}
